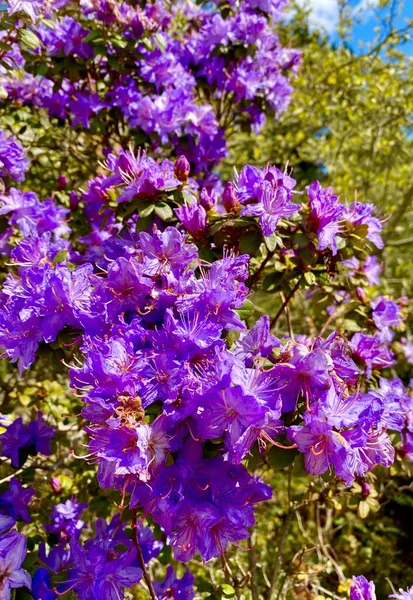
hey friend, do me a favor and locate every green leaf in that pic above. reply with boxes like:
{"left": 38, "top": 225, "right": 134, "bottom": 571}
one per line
{"left": 304, "top": 271, "right": 316, "bottom": 286}
{"left": 358, "top": 500, "right": 370, "bottom": 519}
{"left": 158, "top": 544, "right": 172, "bottom": 566}
{"left": 292, "top": 453, "right": 307, "bottom": 477}
{"left": 83, "top": 31, "right": 104, "bottom": 43}
{"left": 137, "top": 202, "right": 155, "bottom": 218}
{"left": 136, "top": 215, "right": 154, "bottom": 231}
{"left": 53, "top": 250, "right": 68, "bottom": 264}
{"left": 39, "top": 18, "right": 56, "bottom": 29}
{"left": 153, "top": 32, "right": 167, "bottom": 52}
{"left": 268, "top": 446, "right": 298, "bottom": 470}
{"left": 239, "top": 229, "right": 262, "bottom": 255}
{"left": 221, "top": 584, "right": 236, "bottom": 597}
{"left": 19, "top": 29, "right": 41, "bottom": 50}
{"left": 197, "top": 580, "right": 214, "bottom": 593}
{"left": 263, "top": 272, "right": 284, "bottom": 293}
{"left": 343, "top": 318, "right": 361, "bottom": 332}
{"left": 236, "top": 299, "right": 255, "bottom": 322}
{"left": 154, "top": 202, "right": 174, "bottom": 221}
{"left": 265, "top": 233, "right": 278, "bottom": 252}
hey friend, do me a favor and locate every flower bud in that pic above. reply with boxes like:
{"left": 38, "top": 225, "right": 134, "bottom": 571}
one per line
{"left": 356, "top": 286, "right": 368, "bottom": 304}
{"left": 222, "top": 182, "right": 238, "bottom": 213}
{"left": 57, "top": 175, "right": 67, "bottom": 190}
{"left": 174, "top": 155, "right": 190, "bottom": 182}
{"left": 361, "top": 481, "right": 371, "bottom": 498}
{"left": 69, "top": 191, "right": 80, "bottom": 211}
{"left": 199, "top": 188, "right": 217, "bottom": 211}
{"left": 50, "top": 477, "right": 62, "bottom": 494}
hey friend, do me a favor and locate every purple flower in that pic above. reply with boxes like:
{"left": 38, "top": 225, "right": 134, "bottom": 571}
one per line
{"left": 345, "top": 202, "right": 383, "bottom": 249}
{"left": 138, "top": 524, "right": 164, "bottom": 563}
{"left": 63, "top": 540, "right": 142, "bottom": 600}
{"left": 38, "top": 16, "right": 93, "bottom": 58}
{"left": 371, "top": 297, "right": 402, "bottom": 342}
{"left": 363, "top": 256, "right": 382, "bottom": 286}
{"left": 193, "top": 384, "right": 269, "bottom": 452}
{"left": 154, "top": 566, "right": 195, "bottom": 600}
{"left": 175, "top": 203, "right": 207, "bottom": 239}
{"left": 7, "top": 0, "right": 48, "bottom": 21}
{"left": 0, "top": 478, "right": 35, "bottom": 523}
{"left": 0, "top": 130, "right": 29, "bottom": 182}
{"left": 0, "top": 413, "right": 55, "bottom": 467}
{"left": 350, "top": 333, "right": 395, "bottom": 378}
{"left": 275, "top": 345, "right": 334, "bottom": 412}
{"left": 350, "top": 575, "right": 376, "bottom": 600}
{"left": 306, "top": 181, "right": 344, "bottom": 255}
{"left": 390, "top": 587, "right": 413, "bottom": 600}
{"left": 288, "top": 417, "right": 361, "bottom": 485}
{"left": 234, "top": 315, "right": 279, "bottom": 366}
{"left": 103, "top": 149, "right": 181, "bottom": 203}
{"left": 45, "top": 498, "right": 88, "bottom": 540}
{"left": 241, "top": 179, "right": 299, "bottom": 236}
{"left": 0, "top": 529, "right": 31, "bottom": 599}
{"left": 132, "top": 441, "right": 272, "bottom": 561}
{"left": 69, "top": 93, "right": 105, "bottom": 128}
{"left": 32, "top": 568, "right": 56, "bottom": 600}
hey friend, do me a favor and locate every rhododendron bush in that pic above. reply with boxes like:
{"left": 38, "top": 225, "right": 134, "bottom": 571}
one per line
{"left": 0, "top": 1, "right": 411, "bottom": 599}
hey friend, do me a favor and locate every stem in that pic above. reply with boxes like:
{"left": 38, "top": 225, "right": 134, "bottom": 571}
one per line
{"left": 267, "top": 466, "right": 293, "bottom": 600}
{"left": 248, "top": 533, "right": 259, "bottom": 600}
{"left": 279, "top": 291, "right": 294, "bottom": 339}
{"left": 267, "top": 511, "right": 293, "bottom": 600}
{"left": 221, "top": 553, "right": 241, "bottom": 600}
{"left": 249, "top": 250, "right": 275, "bottom": 289}
{"left": 131, "top": 511, "right": 157, "bottom": 600}
{"left": 270, "top": 278, "right": 302, "bottom": 330}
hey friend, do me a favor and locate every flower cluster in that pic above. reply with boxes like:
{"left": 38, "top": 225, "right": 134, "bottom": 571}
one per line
{"left": 1, "top": 0, "right": 300, "bottom": 179}
{"left": 0, "top": 6, "right": 411, "bottom": 596}
{"left": 0, "top": 143, "right": 410, "bottom": 587}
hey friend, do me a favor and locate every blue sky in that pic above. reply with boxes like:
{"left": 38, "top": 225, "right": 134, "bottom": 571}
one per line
{"left": 295, "top": 0, "right": 413, "bottom": 55}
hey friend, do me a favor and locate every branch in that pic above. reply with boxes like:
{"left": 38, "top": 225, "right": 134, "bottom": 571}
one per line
{"left": 267, "top": 466, "right": 293, "bottom": 600}
{"left": 386, "top": 235, "right": 413, "bottom": 247}
{"left": 249, "top": 250, "right": 276, "bottom": 289}
{"left": 131, "top": 511, "right": 157, "bottom": 600}
{"left": 248, "top": 533, "right": 259, "bottom": 600}
{"left": 270, "top": 278, "right": 302, "bottom": 329}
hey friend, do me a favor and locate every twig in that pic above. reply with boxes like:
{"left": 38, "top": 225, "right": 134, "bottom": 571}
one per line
{"left": 221, "top": 553, "right": 242, "bottom": 600}
{"left": 131, "top": 511, "right": 157, "bottom": 600}
{"left": 0, "top": 468, "right": 24, "bottom": 485}
{"left": 279, "top": 292, "right": 294, "bottom": 339}
{"left": 248, "top": 533, "right": 259, "bottom": 600}
{"left": 315, "top": 505, "right": 345, "bottom": 582}
{"left": 267, "top": 466, "right": 293, "bottom": 600}
{"left": 249, "top": 250, "right": 276, "bottom": 289}
{"left": 270, "top": 278, "right": 302, "bottom": 330}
